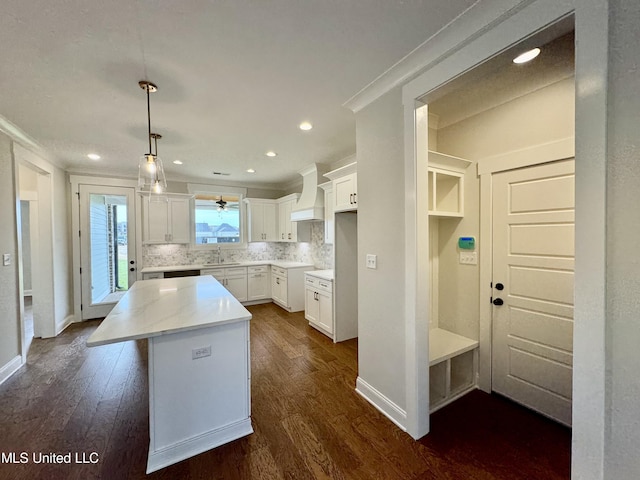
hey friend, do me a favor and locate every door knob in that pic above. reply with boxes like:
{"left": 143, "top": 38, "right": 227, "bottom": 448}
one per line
{"left": 495, "top": 282, "right": 504, "bottom": 291}
{"left": 129, "top": 260, "right": 135, "bottom": 265}
{"left": 493, "top": 298, "right": 504, "bottom": 306}
{"left": 129, "top": 267, "right": 135, "bottom": 272}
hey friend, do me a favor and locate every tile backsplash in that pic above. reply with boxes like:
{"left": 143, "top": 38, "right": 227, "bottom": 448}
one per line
{"left": 143, "top": 221, "right": 333, "bottom": 269}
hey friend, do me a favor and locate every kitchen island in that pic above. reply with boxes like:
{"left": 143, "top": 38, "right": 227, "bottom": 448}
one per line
{"left": 87, "top": 276, "right": 253, "bottom": 473}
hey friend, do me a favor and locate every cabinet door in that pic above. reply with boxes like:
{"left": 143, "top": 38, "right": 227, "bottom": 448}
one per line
{"left": 247, "top": 203, "right": 264, "bottom": 242}
{"left": 333, "top": 173, "right": 357, "bottom": 212}
{"left": 225, "top": 275, "right": 248, "bottom": 302}
{"left": 248, "top": 272, "right": 269, "bottom": 300}
{"left": 279, "top": 276, "right": 288, "bottom": 305}
{"left": 263, "top": 202, "right": 278, "bottom": 241}
{"left": 169, "top": 197, "right": 191, "bottom": 243}
{"left": 305, "top": 287, "right": 320, "bottom": 324}
{"left": 317, "top": 290, "right": 333, "bottom": 334}
{"left": 143, "top": 198, "right": 169, "bottom": 243}
{"left": 271, "top": 274, "right": 281, "bottom": 302}
{"left": 278, "top": 201, "right": 292, "bottom": 242}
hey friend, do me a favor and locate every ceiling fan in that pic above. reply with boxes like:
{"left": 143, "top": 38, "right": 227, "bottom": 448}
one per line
{"left": 215, "top": 195, "right": 239, "bottom": 211}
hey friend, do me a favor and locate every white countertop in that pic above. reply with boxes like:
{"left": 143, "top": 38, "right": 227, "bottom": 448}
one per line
{"left": 87, "top": 276, "right": 252, "bottom": 347}
{"left": 304, "top": 269, "right": 334, "bottom": 281}
{"left": 141, "top": 260, "right": 314, "bottom": 274}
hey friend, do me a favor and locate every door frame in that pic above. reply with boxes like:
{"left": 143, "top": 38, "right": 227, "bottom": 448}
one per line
{"left": 477, "top": 138, "right": 575, "bottom": 391}
{"left": 400, "top": 1, "right": 608, "bottom": 475}
{"left": 70, "top": 175, "right": 142, "bottom": 322}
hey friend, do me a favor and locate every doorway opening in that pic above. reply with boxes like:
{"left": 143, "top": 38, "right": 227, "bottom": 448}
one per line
{"left": 417, "top": 20, "right": 575, "bottom": 427}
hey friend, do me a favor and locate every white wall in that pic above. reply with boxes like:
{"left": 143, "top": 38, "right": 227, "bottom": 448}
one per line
{"left": 603, "top": 0, "right": 640, "bottom": 476}
{"left": 434, "top": 77, "right": 575, "bottom": 339}
{"left": 355, "top": 87, "right": 407, "bottom": 413}
{"left": 0, "top": 132, "right": 20, "bottom": 370}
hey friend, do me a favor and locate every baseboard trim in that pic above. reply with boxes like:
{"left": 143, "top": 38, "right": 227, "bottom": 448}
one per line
{"left": 356, "top": 377, "right": 407, "bottom": 432}
{"left": 146, "top": 418, "right": 253, "bottom": 473}
{"left": 55, "top": 314, "right": 74, "bottom": 336}
{"left": 0, "top": 356, "right": 23, "bottom": 386}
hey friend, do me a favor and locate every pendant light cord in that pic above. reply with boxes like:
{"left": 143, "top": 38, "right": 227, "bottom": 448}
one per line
{"left": 146, "top": 86, "right": 152, "bottom": 156}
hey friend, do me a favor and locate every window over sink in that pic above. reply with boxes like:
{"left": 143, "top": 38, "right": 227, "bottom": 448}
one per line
{"left": 188, "top": 184, "right": 247, "bottom": 249}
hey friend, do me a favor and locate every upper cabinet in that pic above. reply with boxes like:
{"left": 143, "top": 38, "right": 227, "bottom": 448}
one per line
{"left": 428, "top": 151, "right": 471, "bottom": 217}
{"left": 245, "top": 198, "right": 277, "bottom": 242}
{"left": 319, "top": 181, "right": 334, "bottom": 244}
{"left": 277, "top": 193, "right": 300, "bottom": 242}
{"left": 141, "top": 194, "right": 192, "bottom": 244}
{"left": 325, "top": 161, "right": 357, "bottom": 212}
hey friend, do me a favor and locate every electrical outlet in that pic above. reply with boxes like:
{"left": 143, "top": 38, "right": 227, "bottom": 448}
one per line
{"left": 459, "top": 252, "right": 478, "bottom": 265}
{"left": 3, "top": 253, "right": 10, "bottom": 266}
{"left": 192, "top": 345, "right": 211, "bottom": 360}
{"left": 366, "top": 254, "right": 377, "bottom": 269}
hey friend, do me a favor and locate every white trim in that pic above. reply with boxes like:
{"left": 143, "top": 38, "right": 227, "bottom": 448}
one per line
{"left": 355, "top": 377, "right": 407, "bottom": 431}
{"left": 477, "top": 137, "right": 575, "bottom": 175}
{"left": 56, "top": 314, "right": 75, "bottom": 336}
{"left": 0, "top": 356, "right": 23, "bottom": 386}
{"left": 478, "top": 173, "right": 493, "bottom": 393}
{"left": 146, "top": 418, "right": 253, "bottom": 474}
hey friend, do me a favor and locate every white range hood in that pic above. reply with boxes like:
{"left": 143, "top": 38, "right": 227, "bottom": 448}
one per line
{"left": 291, "top": 163, "right": 329, "bottom": 222}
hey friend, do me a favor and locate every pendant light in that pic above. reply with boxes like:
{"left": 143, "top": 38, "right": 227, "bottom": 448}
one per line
{"left": 137, "top": 81, "right": 167, "bottom": 194}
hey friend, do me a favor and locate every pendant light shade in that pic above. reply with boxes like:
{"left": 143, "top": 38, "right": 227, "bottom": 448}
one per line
{"left": 137, "top": 81, "right": 167, "bottom": 194}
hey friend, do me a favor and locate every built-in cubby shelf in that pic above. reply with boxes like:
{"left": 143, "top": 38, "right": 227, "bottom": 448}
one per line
{"left": 428, "top": 150, "right": 472, "bottom": 217}
{"left": 429, "top": 328, "right": 478, "bottom": 412}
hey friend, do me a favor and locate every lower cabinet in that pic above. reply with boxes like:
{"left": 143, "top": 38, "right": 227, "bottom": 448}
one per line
{"left": 201, "top": 267, "right": 248, "bottom": 302}
{"left": 270, "top": 265, "right": 309, "bottom": 312}
{"left": 304, "top": 274, "right": 333, "bottom": 337}
{"left": 247, "top": 265, "right": 270, "bottom": 301}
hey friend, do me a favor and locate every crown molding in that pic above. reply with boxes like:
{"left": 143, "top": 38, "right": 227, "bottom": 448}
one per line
{"left": 343, "top": 0, "right": 532, "bottom": 113}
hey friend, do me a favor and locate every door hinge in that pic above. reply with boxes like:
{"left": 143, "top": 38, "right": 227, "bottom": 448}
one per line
{"left": 490, "top": 296, "right": 493, "bottom": 304}
{"left": 79, "top": 230, "right": 81, "bottom": 237}
{"left": 76, "top": 191, "right": 80, "bottom": 199}
{"left": 490, "top": 282, "right": 493, "bottom": 288}
{"left": 80, "top": 267, "right": 82, "bottom": 274}
{"left": 80, "top": 303, "right": 83, "bottom": 311}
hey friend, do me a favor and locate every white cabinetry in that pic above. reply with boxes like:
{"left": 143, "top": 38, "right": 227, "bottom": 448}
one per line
{"left": 319, "top": 181, "right": 334, "bottom": 244}
{"left": 325, "top": 162, "right": 357, "bottom": 212}
{"left": 277, "top": 194, "right": 299, "bottom": 242}
{"left": 142, "top": 194, "right": 192, "bottom": 244}
{"left": 270, "top": 264, "right": 311, "bottom": 312}
{"left": 304, "top": 274, "right": 333, "bottom": 336}
{"left": 201, "top": 266, "right": 248, "bottom": 302}
{"left": 247, "top": 265, "right": 270, "bottom": 301}
{"left": 245, "top": 199, "right": 277, "bottom": 242}
{"left": 142, "top": 272, "right": 164, "bottom": 280}
{"left": 428, "top": 151, "right": 471, "bottom": 217}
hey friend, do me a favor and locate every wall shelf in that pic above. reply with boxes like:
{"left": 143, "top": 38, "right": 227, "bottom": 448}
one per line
{"left": 428, "top": 151, "right": 471, "bottom": 217}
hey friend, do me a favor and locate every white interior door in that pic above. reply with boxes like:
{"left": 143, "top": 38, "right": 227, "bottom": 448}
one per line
{"left": 79, "top": 185, "right": 136, "bottom": 319}
{"left": 491, "top": 159, "right": 575, "bottom": 426}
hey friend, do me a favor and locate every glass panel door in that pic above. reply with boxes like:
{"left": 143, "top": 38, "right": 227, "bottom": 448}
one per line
{"left": 79, "top": 185, "right": 136, "bottom": 319}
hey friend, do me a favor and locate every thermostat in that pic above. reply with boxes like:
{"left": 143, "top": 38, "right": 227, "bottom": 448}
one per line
{"left": 458, "top": 236, "right": 476, "bottom": 250}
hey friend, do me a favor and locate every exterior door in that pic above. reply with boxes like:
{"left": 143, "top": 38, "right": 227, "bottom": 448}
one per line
{"left": 79, "top": 185, "right": 137, "bottom": 319}
{"left": 491, "top": 159, "right": 575, "bottom": 426}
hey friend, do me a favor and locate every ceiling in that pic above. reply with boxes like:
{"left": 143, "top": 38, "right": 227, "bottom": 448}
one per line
{"left": 1, "top": 0, "right": 477, "bottom": 188}
{"left": 428, "top": 26, "right": 575, "bottom": 128}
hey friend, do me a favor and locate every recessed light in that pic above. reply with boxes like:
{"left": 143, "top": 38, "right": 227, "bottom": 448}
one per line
{"left": 513, "top": 47, "right": 541, "bottom": 64}
{"left": 265, "top": 151, "right": 277, "bottom": 157}
{"left": 173, "top": 160, "right": 183, "bottom": 165}
{"left": 87, "top": 153, "right": 101, "bottom": 160}
{"left": 246, "top": 168, "right": 256, "bottom": 173}
{"left": 299, "top": 122, "right": 313, "bottom": 131}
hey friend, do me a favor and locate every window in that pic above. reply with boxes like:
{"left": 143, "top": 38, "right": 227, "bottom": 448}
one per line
{"left": 193, "top": 194, "right": 242, "bottom": 245}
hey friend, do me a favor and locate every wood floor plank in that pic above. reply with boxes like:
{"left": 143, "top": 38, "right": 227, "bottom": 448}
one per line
{"left": 0, "top": 303, "right": 570, "bottom": 479}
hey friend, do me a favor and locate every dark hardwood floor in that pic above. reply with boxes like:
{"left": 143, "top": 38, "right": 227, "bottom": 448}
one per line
{"left": 0, "top": 303, "right": 570, "bottom": 479}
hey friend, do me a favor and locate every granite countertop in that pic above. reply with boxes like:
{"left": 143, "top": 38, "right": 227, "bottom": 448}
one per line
{"left": 141, "top": 261, "right": 315, "bottom": 274}
{"left": 304, "top": 269, "right": 334, "bottom": 281}
{"left": 86, "top": 276, "right": 251, "bottom": 347}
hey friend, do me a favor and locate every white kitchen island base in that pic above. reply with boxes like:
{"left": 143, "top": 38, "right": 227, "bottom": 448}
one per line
{"left": 86, "top": 276, "right": 253, "bottom": 474}
{"left": 146, "top": 321, "right": 252, "bottom": 473}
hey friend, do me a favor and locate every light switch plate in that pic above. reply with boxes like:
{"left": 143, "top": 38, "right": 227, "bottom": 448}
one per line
{"left": 3, "top": 253, "right": 10, "bottom": 266}
{"left": 459, "top": 252, "right": 477, "bottom": 265}
{"left": 366, "top": 254, "right": 377, "bottom": 269}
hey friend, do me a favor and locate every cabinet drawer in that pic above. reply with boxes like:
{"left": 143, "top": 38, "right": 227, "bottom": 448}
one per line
{"left": 248, "top": 265, "right": 268, "bottom": 274}
{"left": 305, "top": 275, "right": 318, "bottom": 288}
{"left": 317, "top": 279, "right": 332, "bottom": 293}
{"left": 271, "top": 266, "right": 286, "bottom": 277}
{"left": 201, "top": 268, "right": 224, "bottom": 277}
{"left": 224, "top": 267, "right": 247, "bottom": 276}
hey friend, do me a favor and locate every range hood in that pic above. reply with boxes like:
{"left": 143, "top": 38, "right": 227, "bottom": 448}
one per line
{"left": 291, "top": 163, "right": 329, "bottom": 222}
